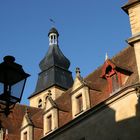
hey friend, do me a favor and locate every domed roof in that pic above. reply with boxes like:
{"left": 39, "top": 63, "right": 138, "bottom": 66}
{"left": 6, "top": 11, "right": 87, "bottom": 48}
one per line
{"left": 48, "top": 27, "right": 59, "bottom": 37}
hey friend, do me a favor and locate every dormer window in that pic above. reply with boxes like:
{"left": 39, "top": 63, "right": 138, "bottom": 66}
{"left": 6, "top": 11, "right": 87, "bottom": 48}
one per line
{"left": 105, "top": 65, "right": 119, "bottom": 92}
{"left": 38, "top": 99, "right": 42, "bottom": 108}
{"left": 72, "top": 90, "right": 90, "bottom": 118}
{"left": 106, "top": 65, "right": 113, "bottom": 76}
{"left": 112, "top": 73, "right": 119, "bottom": 92}
{"left": 23, "top": 132, "right": 27, "bottom": 140}
{"left": 76, "top": 94, "right": 83, "bottom": 114}
{"left": 46, "top": 115, "right": 52, "bottom": 133}
{"left": 21, "top": 109, "right": 33, "bottom": 140}
{"left": 101, "top": 59, "right": 132, "bottom": 94}
{"left": 43, "top": 108, "right": 58, "bottom": 136}
{"left": 71, "top": 68, "right": 90, "bottom": 118}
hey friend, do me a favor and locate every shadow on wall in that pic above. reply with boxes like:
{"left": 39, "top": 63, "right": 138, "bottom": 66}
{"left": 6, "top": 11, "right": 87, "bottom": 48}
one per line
{"left": 38, "top": 93, "right": 140, "bottom": 140}
{"left": 90, "top": 98, "right": 140, "bottom": 140}
{"left": 115, "top": 97, "right": 140, "bottom": 140}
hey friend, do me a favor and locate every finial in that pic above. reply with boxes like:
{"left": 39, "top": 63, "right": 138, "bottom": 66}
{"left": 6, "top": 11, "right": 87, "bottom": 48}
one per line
{"left": 76, "top": 67, "right": 81, "bottom": 77}
{"left": 25, "top": 107, "right": 29, "bottom": 115}
{"left": 4, "top": 56, "right": 15, "bottom": 63}
{"left": 49, "top": 18, "right": 55, "bottom": 25}
{"left": 48, "top": 90, "right": 52, "bottom": 97}
{"left": 105, "top": 52, "right": 109, "bottom": 61}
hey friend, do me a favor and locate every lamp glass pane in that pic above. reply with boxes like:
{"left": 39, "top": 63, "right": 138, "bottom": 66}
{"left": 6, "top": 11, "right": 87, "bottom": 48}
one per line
{"left": 0, "top": 82, "right": 4, "bottom": 95}
{"left": 10, "top": 79, "right": 25, "bottom": 103}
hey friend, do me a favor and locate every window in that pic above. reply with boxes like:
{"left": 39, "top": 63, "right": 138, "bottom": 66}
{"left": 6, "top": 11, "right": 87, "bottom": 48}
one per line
{"left": 23, "top": 132, "right": 27, "bottom": 140}
{"left": 46, "top": 115, "right": 52, "bottom": 133}
{"left": 44, "top": 96, "right": 48, "bottom": 104}
{"left": 101, "top": 60, "right": 131, "bottom": 94}
{"left": 76, "top": 94, "right": 83, "bottom": 114}
{"left": 112, "top": 74, "right": 119, "bottom": 92}
{"left": 38, "top": 99, "right": 42, "bottom": 108}
{"left": 54, "top": 35, "right": 56, "bottom": 40}
{"left": 105, "top": 65, "right": 119, "bottom": 93}
{"left": 106, "top": 65, "right": 114, "bottom": 76}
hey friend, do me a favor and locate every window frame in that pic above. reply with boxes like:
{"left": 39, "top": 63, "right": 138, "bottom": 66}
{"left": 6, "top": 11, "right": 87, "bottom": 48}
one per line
{"left": 46, "top": 114, "right": 52, "bottom": 133}
{"left": 75, "top": 94, "right": 83, "bottom": 115}
{"left": 23, "top": 131, "right": 27, "bottom": 140}
{"left": 38, "top": 98, "right": 42, "bottom": 108}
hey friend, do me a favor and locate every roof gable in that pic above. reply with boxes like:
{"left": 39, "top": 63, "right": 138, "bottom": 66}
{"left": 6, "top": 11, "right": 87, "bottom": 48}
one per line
{"left": 21, "top": 109, "right": 33, "bottom": 128}
{"left": 45, "top": 96, "right": 57, "bottom": 111}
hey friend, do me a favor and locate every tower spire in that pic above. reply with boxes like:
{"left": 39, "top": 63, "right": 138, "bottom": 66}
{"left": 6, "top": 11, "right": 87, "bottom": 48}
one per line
{"left": 28, "top": 27, "right": 73, "bottom": 104}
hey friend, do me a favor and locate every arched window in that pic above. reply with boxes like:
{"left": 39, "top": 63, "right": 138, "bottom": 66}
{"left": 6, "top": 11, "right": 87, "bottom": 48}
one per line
{"left": 44, "top": 96, "right": 48, "bottom": 105}
{"left": 38, "top": 99, "right": 42, "bottom": 108}
{"left": 106, "top": 65, "right": 112, "bottom": 75}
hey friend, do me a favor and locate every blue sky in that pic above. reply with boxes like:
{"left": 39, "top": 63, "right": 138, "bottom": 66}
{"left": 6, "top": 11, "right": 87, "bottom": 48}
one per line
{"left": 0, "top": 0, "right": 131, "bottom": 105}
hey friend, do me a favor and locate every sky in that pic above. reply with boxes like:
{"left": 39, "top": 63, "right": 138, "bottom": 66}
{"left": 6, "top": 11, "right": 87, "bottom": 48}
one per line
{"left": 0, "top": 0, "right": 131, "bottom": 105}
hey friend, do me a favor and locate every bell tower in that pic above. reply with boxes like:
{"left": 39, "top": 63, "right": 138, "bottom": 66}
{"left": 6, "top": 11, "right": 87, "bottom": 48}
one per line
{"left": 48, "top": 28, "right": 59, "bottom": 45}
{"left": 122, "top": 0, "right": 140, "bottom": 80}
{"left": 28, "top": 27, "right": 73, "bottom": 108}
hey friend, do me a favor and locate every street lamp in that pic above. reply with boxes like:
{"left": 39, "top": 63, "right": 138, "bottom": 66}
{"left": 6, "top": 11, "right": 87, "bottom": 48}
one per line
{"left": 0, "top": 56, "right": 30, "bottom": 116}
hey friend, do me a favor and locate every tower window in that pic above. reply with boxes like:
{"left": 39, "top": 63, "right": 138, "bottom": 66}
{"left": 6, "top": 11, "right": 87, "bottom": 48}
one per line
{"left": 76, "top": 94, "right": 83, "bottom": 115}
{"left": 51, "top": 35, "right": 53, "bottom": 40}
{"left": 50, "top": 35, "right": 53, "bottom": 43}
{"left": 38, "top": 99, "right": 42, "bottom": 108}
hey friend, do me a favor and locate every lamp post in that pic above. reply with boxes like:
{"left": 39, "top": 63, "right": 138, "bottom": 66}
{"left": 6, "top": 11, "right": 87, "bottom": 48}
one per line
{"left": 0, "top": 56, "right": 30, "bottom": 116}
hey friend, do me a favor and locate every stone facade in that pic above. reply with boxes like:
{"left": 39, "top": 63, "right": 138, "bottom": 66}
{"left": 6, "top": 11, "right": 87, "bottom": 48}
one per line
{"left": 42, "top": 88, "right": 140, "bottom": 140}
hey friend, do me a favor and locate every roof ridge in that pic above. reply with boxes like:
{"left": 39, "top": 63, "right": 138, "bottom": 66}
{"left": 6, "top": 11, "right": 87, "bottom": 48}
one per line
{"left": 15, "top": 104, "right": 42, "bottom": 110}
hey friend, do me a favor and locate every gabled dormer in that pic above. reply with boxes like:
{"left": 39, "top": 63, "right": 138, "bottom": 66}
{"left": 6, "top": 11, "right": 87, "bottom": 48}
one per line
{"left": 21, "top": 108, "right": 33, "bottom": 140}
{"left": 43, "top": 90, "right": 58, "bottom": 136}
{"left": 101, "top": 59, "right": 132, "bottom": 94}
{"left": 71, "top": 68, "right": 90, "bottom": 118}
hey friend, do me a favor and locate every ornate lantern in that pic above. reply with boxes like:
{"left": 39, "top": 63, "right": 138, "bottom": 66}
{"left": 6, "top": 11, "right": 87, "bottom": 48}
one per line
{"left": 0, "top": 56, "right": 30, "bottom": 116}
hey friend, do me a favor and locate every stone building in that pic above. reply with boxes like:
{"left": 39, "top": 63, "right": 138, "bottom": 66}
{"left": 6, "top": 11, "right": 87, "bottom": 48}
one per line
{"left": 1, "top": 0, "right": 140, "bottom": 140}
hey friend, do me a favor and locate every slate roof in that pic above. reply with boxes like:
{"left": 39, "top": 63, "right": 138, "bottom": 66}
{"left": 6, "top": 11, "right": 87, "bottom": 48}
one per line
{"left": 48, "top": 27, "right": 59, "bottom": 37}
{"left": 39, "top": 44, "right": 70, "bottom": 71}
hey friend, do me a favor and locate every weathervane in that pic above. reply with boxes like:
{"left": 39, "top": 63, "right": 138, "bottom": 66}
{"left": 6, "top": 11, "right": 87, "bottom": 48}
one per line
{"left": 49, "top": 18, "right": 55, "bottom": 26}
